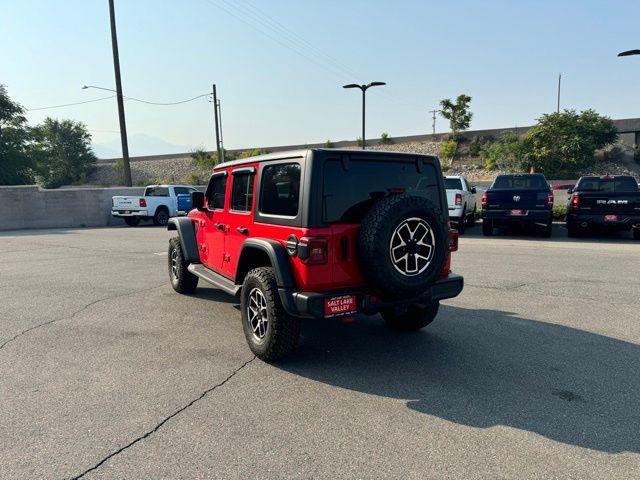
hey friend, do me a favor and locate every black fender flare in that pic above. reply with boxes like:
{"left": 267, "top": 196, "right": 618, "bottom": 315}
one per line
{"left": 236, "top": 238, "right": 295, "bottom": 288}
{"left": 167, "top": 217, "right": 200, "bottom": 264}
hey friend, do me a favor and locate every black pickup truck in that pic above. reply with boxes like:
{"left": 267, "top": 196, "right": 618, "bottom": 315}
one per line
{"left": 482, "top": 173, "right": 554, "bottom": 237}
{"left": 566, "top": 175, "right": 640, "bottom": 239}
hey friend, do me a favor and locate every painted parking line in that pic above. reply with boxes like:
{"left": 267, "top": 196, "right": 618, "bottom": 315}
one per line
{"left": 153, "top": 252, "right": 168, "bottom": 256}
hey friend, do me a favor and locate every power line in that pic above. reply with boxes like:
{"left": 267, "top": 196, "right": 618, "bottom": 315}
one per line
{"left": 26, "top": 95, "right": 115, "bottom": 111}
{"left": 125, "top": 93, "right": 211, "bottom": 105}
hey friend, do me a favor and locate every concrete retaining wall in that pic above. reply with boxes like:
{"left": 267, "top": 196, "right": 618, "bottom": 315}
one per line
{"left": 0, "top": 185, "right": 145, "bottom": 231}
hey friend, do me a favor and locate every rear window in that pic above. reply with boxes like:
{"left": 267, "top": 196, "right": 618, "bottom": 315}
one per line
{"left": 144, "top": 186, "right": 169, "bottom": 197}
{"left": 444, "top": 178, "right": 463, "bottom": 190}
{"left": 323, "top": 159, "right": 438, "bottom": 223}
{"left": 576, "top": 176, "right": 639, "bottom": 192}
{"left": 173, "top": 186, "right": 197, "bottom": 195}
{"left": 492, "top": 175, "right": 548, "bottom": 190}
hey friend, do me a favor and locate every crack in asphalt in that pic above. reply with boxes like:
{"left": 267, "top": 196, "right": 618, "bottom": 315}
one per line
{"left": 0, "top": 282, "right": 168, "bottom": 352}
{"left": 70, "top": 356, "right": 256, "bottom": 480}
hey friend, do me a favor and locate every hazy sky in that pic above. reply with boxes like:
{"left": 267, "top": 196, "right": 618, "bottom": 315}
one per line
{"left": 2, "top": 0, "right": 639, "bottom": 156}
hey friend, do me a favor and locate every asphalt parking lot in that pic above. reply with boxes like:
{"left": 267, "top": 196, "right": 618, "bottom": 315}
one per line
{"left": 1, "top": 224, "right": 639, "bottom": 479}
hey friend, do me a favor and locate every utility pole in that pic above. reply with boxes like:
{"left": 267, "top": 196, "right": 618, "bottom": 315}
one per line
{"left": 217, "top": 99, "right": 225, "bottom": 162}
{"left": 212, "top": 84, "right": 222, "bottom": 161}
{"left": 557, "top": 73, "right": 561, "bottom": 114}
{"left": 429, "top": 109, "right": 441, "bottom": 135}
{"left": 108, "top": 0, "right": 131, "bottom": 186}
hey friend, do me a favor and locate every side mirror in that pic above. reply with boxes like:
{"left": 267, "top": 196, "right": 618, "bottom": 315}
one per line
{"left": 566, "top": 188, "right": 573, "bottom": 194}
{"left": 191, "top": 191, "right": 206, "bottom": 211}
{"left": 471, "top": 186, "right": 477, "bottom": 194}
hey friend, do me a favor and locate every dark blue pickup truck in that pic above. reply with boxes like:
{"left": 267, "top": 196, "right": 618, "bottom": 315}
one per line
{"left": 482, "top": 173, "right": 554, "bottom": 237}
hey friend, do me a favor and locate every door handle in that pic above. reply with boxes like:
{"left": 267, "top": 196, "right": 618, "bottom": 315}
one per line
{"left": 214, "top": 222, "right": 224, "bottom": 230}
{"left": 237, "top": 226, "right": 248, "bottom": 234}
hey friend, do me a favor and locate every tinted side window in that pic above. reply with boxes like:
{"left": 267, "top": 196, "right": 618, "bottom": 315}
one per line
{"left": 231, "top": 172, "right": 255, "bottom": 212}
{"left": 145, "top": 186, "right": 169, "bottom": 197}
{"left": 173, "top": 187, "right": 191, "bottom": 195}
{"left": 205, "top": 175, "right": 226, "bottom": 210}
{"left": 323, "top": 159, "right": 438, "bottom": 223}
{"left": 260, "top": 163, "right": 301, "bottom": 217}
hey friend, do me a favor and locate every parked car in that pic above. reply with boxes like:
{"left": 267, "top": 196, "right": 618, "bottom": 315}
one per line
{"left": 481, "top": 173, "right": 554, "bottom": 237}
{"left": 112, "top": 184, "right": 199, "bottom": 226}
{"left": 444, "top": 175, "right": 477, "bottom": 234}
{"left": 566, "top": 175, "right": 640, "bottom": 239}
{"left": 167, "top": 149, "right": 463, "bottom": 361}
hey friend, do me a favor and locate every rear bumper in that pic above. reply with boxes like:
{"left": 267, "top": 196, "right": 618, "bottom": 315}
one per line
{"left": 279, "top": 274, "right": 464, "bottom": 320}
{"left": 483, "top": 209, "right": 552, "bottom": 224}
{"left": 567, "top": 213, "right": 640, "bottom": 230}
{"left": 112, "top": 209, "right": 149, "bottom": 217}
{"left": 448, "top": 206, "right": 465, "bottom": 221}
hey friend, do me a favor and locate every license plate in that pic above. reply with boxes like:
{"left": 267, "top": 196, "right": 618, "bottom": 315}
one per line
{"left": 604, "top": 215, "right": 618, "bottom": 222}
{"left": 124, "top": 210, "right": 131, "bottom": 214}
{"left": 324, "top": 295, "right": 357, "bottom": 317}
{"left": 510, "top": 209, "right": 524, "bottom": 216}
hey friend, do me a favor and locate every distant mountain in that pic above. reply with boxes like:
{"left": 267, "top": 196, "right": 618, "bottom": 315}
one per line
{"left": 92, "top": 133, "right": 197, "bottom": 159}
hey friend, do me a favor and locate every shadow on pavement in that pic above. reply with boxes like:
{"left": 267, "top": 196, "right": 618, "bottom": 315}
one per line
{"left": 462, "top": 222, "right": 637, "bottom": 244}
{"left": 279, "top": 305, "right": 640, "bottom": 453}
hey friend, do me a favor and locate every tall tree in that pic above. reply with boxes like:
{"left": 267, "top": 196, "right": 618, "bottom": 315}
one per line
{"left": 0, "top": 85, "right": 34, "bottom": 185}
{"left": 440, "top": 94, "right": 473, "bottom": 139}
{"left": 31, "top": 118, "right": 97, "bottom": 188}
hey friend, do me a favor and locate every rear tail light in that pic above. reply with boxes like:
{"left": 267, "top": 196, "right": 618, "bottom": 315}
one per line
{"left": 455, "top": 193, "right": 462, "bottom": 206}
{"left": 481, "top": 193, "right": 488, "bottom": 208}
{"left": 570, "top": 194, "right": 580, "bottom": 210}
{"left": 139, "top": 198, "right": 147, "bottom": 207}
{"left": 299, "top": 237, "right": 328, "bottom": 265}
{"left": 547, "top": 191, "right": 554, "bottom": 208}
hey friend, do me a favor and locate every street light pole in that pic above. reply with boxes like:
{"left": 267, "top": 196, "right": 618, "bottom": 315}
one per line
{"left": 108, "top": 0, "right": 131, "bottom": 186}
{"left": 557, "top": 73, "right": 561, "bottom": 114}
{"left": 343, "top": 82, "right": 386, "bottom": 150}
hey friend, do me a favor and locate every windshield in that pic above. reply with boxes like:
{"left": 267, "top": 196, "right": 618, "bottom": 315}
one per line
{"left": 444, "top": 178, "right": 463, "bottom": 190}
{"left": 576, "top": 176, "right": 639, "bottom": 192}
{"left": 492, "top": 175, "right": 548, "bottom": 190}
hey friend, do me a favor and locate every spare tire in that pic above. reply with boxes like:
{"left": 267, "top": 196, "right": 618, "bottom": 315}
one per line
{"left": 358, "top": 194, "right": 448, "bottom": 299}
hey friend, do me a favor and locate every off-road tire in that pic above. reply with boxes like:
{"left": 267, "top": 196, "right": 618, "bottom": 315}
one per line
{"left": 153, "top": 207, "right": 170, "bottom": 226}
{"left": 482, "top": 219, "right": 493, "bottom": 236}
{"left": 456, "top": 206, "right": 466, "bottom": 235}
{"left": 382, "top": 301, "right": 440, "bottom": 331}
{"left": 168, "top": 237, "right": 198, "bottom": 294}
{"left": 241, "top": 267, "right": 300, "bottom": 361}
{"left": 358, "top": 195, "right": 448, "bottom": 300}
{"left": 633, "top": 227, "right": 640, "bottom": 241}
{"left": 124, "top": 217, "right": 140, "bottom": 227}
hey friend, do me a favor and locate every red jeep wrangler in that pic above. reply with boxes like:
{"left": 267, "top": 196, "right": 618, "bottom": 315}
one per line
{"left": 167, "top": 149, "right": 463, "bottom": 360}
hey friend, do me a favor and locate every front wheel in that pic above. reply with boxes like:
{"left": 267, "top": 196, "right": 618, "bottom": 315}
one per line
{"left": 382, "top": 301, "right": 440, "bottom": 331}
{"left": 241, "top": 267, "right": 300, "bottom": 361}
{"left": 168, "top": 237, "right": 198, "bottom": 294}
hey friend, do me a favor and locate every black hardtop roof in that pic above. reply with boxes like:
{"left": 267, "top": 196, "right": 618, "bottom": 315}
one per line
{"left": 213, "top": 148, "right": 440, "bottom": 171}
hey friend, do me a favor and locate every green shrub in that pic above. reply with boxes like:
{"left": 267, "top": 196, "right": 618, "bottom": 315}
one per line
{"left": 379, "top": 132, "right": 393, "bottom": 145}
{"left": 191, "top": 149, "right": 217, "bottom": 168}
{"left": 481, "top": 132, "right": 523, "bottom": 171}
{"left": 185, "top": 171, "right": 203, "bottom": 185}
{"left": 356, "top": 137, "right": 364, "bottom": 147}
{"left": 468, "top": 135, "right": 492, "bottom": 157}
{"left": 325, "top": 139, "right": 334, "bottom": 148}
{"left": 237, "top": 148, "right": 268, "bottom": 159}
{"left": 553, "top": 204, "right": 567, "bottom": 220}
{"left": 439, "top": 139, "right": 458, "bottom": 163}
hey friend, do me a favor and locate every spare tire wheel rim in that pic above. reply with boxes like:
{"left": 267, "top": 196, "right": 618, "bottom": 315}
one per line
{"left": 389, "top": 217, "right": 435, "bottom": 276}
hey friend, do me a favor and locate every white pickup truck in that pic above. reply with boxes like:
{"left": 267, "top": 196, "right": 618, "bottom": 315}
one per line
{"left": 111, "top": 184, "right": 199, "bottom": 226}
{"left": 444, "top": 175, "right": 478, "bottom": 234}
